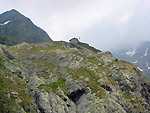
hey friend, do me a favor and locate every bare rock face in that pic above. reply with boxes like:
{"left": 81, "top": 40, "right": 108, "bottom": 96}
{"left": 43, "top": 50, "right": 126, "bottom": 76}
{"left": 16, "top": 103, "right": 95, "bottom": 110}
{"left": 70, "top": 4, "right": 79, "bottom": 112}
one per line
{"left": 0, "top": 41, "right": 150, "bottom": 113}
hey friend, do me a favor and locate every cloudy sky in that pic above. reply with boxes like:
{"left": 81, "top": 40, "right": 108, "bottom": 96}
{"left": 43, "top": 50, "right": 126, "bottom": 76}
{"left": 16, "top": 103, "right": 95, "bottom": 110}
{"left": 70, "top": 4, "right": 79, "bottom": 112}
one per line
{"left": 0, "top": 0, "right": 150, "bottom": 51}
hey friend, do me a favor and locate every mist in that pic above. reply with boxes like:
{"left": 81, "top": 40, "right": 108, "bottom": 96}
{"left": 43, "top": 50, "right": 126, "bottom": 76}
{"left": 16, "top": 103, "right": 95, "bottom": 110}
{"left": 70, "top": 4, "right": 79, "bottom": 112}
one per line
{"left": 0, "top": 0, "right": 150, "bottom": 51}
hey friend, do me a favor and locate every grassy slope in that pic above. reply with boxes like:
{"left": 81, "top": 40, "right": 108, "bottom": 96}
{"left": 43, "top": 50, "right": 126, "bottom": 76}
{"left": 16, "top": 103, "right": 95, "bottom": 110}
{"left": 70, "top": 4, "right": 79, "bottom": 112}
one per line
{"left": 0, "top": 55, "right": 35, "bottom": 112}
{"left": 0, "top": 41, "right": 148, "bottom": 112}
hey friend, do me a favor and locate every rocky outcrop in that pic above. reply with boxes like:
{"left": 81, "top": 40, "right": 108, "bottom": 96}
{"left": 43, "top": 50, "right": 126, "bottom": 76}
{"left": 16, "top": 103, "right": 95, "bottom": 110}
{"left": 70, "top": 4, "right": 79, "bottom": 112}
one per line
{"left": 0, "top": 41, "right": 150, "bottom": 113}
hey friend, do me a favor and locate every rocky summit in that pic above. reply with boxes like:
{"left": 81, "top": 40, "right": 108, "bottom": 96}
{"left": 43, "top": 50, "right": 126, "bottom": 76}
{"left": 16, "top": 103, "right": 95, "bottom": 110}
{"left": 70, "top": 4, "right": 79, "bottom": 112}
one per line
{"left": 0, "top": 9, "right": 52, "bottom": 45}
{"left": 0, "top": 41, "right": 150, "bottom": 113}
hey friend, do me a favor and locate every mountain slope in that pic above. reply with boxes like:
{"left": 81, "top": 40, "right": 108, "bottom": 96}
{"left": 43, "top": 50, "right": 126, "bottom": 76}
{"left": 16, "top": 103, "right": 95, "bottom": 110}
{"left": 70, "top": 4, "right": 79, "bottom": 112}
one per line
{"left": 0, "top": 33, "right": 22, "bottom": 46}
{"left": 0, "top": 9, "right": 52, "bottom": 44}
{"left": 0, "top": 41, "right": 150, "bottom": 113}
{"left": 113, "top": 41, "right": 150, "bottom": 78}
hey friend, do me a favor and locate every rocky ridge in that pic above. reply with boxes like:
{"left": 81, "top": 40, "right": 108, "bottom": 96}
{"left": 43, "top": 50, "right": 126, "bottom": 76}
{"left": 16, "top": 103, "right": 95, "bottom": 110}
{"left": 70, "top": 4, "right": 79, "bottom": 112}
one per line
{"left": 0, "top": 41, "right": 150, "bottom": 113}
{"left": 0, "top": 9, "right": 52, "bottom": 45}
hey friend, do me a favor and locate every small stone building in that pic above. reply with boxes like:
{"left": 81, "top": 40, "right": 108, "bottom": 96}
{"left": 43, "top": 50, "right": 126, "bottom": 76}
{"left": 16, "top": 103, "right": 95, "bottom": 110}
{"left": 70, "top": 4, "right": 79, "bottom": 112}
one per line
{"left": 69, "top": 38, "right": 80, "bottom": 44}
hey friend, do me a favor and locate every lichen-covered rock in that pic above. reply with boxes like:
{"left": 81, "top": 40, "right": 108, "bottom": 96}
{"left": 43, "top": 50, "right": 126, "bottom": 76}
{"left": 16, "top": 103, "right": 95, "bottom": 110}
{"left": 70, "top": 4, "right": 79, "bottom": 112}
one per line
{"left": 51, "top": 53, "right": 83, "bottom": 69}
{"left": 35, "top": 90, "right": 76, "bottom": 113}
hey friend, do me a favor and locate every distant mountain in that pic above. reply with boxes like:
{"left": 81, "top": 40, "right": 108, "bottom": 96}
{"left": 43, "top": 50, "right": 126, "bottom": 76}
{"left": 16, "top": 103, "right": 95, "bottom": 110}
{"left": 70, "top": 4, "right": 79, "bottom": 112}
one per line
{"left": 113, "top": 41, "right": 150, "bottom": 78}
{"left": 0, "top": 9, "right": 52, "bottom": 45}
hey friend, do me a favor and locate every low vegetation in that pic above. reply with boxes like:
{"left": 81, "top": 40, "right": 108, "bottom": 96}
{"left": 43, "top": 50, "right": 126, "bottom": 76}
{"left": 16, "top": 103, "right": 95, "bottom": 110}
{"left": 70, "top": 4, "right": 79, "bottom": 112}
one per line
{"left": 38, "top": 78, "right": 68, "bottom": 94}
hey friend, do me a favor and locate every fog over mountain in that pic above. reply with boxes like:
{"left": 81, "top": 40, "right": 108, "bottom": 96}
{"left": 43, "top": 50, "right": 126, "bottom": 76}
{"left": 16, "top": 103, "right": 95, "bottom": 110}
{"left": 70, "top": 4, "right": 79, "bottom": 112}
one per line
{"left": 0, "top": 0, "right": 150, "bottom": 51}
{"left": 113, "top": 41, "right": 150, "bottom": 78}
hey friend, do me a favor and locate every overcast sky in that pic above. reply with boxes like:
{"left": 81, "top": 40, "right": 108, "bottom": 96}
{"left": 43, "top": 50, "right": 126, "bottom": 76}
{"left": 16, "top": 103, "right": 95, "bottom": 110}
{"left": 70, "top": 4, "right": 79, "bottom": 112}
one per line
{"left": 0, "top": 0, "right": 150, "bottom": 51}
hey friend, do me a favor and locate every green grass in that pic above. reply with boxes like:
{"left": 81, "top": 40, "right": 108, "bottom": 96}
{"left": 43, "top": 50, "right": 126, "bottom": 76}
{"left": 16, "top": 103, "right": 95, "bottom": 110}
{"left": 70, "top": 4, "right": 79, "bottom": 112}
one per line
{"left": 0, "top": 59, "right": 4, "bottom": 68}
{"left": 97, "top": 65, "right": 107, "bottom": 72}
{"left": 9, "top": 42, "right": 66, "bottom": 60}
{"left": 66, "top": 67, "right": 107, "bottom": 98}
{"left": 107, "top": 60, "right": 137, "bottom": 74}
{"left": 47, "top": 45, "right": 65, "bottom": 51}
{"left": 107, "top": 77, "right": 118, "bottom": 86}
{"left": 32, "top": 60, "right": 61, "bottom": 77}
{"left": 123, "top": 92, "right": 144, "bottom": 112}
{"left": 88, "top": 57, "right": 99, "bottom": 65}
{"left": 68, "top": 67, "right": 97, "bottom": 81}
{"left": 0, "top": 79, "right": 6, "bottom": 90}
{"left": 0, "top": 67, "right": 35, "bottom": 112}
{"left": 37, "top": 72, "right": 50, "bottom": 79}
{"left": 78, "top": 42, "right": 101, "bottom": 53}
{"left": 123, "top": 92, "right": 134, "bottom": 100}
{"left": 38, "top": 78, "right": 68, "bottom": 94}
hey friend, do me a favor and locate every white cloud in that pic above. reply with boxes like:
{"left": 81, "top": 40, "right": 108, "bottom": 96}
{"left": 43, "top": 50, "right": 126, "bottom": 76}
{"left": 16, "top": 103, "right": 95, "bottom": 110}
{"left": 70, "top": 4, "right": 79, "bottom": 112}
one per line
{"left": 0, "top": 0, "right": 150, "bottom": 51}
{"left": 47, "top": 0, "right": 119, "bottom": 41}
{"left": 119, "top": 13, "right": 132, "bottom": 25}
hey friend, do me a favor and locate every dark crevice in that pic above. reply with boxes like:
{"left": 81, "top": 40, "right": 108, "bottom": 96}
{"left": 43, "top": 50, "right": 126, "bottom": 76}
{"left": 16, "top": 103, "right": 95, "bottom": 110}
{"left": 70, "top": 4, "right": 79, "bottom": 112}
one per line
{"left": 38, "top": 108, "right": 45, "bottom": 113}
{"left": 12, "top": 71, "right": 23, "bottom": 79}
{"left": 67, "top": 88, "right": 86, "bottom": 104}
{"left": 115, "top": 59, "right": 119, "bottom": 62}
{"left": 133, "top": 68, "right": 136, "bottom": 71}
{"left": 101, "top": 85, "right": 112, "bottom": 92}
{"left": 141, "top": 83, "right": 150, "bottom": 105}
{"left": 17, "top": 75, "right": 23, "bottom": 79}
{"left": 63, "top": 98, "right": 67, "bottom": 102}
{"left": 1, "top": 47, "right": 14, "bottom": 60}
{"left": 67, "top": 104, "right": 70, "bottom": 107}
{"left": 34, "top": 92, "right": 46, "bottom": 113}
{"left": 23, "top": 107, "right": 30, "bottom": 112}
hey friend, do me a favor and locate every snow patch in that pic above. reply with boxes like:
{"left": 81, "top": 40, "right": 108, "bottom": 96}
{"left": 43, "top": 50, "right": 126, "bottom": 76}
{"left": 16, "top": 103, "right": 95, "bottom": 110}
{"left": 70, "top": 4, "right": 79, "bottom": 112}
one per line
{"left": 146, "top": 62, "right": 150, "bottom": 69}
{"left": 0, "top": 20, "right": 11, "bottom": 25}
{"left": 132, "top": 61, "right": 138, "bottom": 64}
{"left": 144, "top": 48, "right": 149, "bottom": 56}
{"left": 126, "top": 49, "right": 136, "bottom": 57}
{"left": 138, "top": 67, "right": 144, "bottom": 71}
{"left": 146, "top": 62, "right": 148, "bottom": 67}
